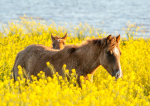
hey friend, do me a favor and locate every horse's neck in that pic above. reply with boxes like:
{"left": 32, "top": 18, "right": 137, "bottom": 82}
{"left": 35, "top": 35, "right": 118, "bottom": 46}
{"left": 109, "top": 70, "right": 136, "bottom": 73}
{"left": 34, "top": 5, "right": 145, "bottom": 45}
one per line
{"left": 77, "top": 43, "right": 101, "bottom": 74}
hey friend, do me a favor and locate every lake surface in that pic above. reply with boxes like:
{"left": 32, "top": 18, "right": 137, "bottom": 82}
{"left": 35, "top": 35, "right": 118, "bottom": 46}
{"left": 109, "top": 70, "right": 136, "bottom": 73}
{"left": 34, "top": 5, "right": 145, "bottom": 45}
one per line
{"left": 0, "top": 0, "right": 150, "bottom": 37}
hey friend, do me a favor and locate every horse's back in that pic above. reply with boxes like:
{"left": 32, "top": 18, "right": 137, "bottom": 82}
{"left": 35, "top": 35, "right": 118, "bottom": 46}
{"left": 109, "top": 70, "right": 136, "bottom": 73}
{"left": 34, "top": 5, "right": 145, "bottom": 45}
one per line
{"left": 13, "top": 44, "right": 57, "bottom": 80}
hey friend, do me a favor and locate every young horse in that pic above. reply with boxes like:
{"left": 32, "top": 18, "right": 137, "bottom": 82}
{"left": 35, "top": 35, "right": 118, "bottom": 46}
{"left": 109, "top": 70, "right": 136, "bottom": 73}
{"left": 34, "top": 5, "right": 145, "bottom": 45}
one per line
{"left": 12, "top": 35, "right": 122, "bottom": 87}
{"left": 51, "top": 33, "right": 67, "bottom": 49}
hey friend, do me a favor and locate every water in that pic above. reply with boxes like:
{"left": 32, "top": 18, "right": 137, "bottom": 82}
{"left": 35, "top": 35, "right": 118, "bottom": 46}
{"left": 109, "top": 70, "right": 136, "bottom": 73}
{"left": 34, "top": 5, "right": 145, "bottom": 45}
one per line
{"left": 0, "top": 0, "right": 150, "bottom": 37}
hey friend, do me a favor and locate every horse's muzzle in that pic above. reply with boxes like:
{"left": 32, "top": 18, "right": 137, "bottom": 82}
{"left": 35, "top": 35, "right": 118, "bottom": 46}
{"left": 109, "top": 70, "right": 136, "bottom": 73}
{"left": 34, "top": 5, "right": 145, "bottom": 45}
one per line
{"left": 115, "top": 70, "right": 123, "bottom": 79}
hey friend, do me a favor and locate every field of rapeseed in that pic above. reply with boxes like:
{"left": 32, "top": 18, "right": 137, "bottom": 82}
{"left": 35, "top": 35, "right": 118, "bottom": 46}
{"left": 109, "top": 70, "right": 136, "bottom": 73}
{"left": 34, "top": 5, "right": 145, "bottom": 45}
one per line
{"left": 0, "top": 19, "right": 150, "bottom": 106}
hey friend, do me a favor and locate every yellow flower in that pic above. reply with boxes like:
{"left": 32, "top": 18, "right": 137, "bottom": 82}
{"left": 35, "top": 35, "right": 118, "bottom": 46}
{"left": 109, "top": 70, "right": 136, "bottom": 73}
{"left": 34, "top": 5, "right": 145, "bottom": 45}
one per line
{"left": 0, "top": 19, "right": 150, "bottom": 105}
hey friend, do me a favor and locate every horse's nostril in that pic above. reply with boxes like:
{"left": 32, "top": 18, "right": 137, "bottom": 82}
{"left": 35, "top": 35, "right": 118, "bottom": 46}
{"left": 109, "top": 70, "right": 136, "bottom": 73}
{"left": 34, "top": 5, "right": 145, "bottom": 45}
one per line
{"left": 116, "top": 73, "right": 119, "bottom": 79}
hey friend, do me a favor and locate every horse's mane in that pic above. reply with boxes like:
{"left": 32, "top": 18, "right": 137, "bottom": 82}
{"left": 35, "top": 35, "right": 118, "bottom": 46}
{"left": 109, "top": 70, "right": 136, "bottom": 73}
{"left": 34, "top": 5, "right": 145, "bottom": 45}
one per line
{"left": 58, "top": 38, "right": 103, "bottom": 55}
{"left": 57, "top": 36, "right": 118, "bottom": 56}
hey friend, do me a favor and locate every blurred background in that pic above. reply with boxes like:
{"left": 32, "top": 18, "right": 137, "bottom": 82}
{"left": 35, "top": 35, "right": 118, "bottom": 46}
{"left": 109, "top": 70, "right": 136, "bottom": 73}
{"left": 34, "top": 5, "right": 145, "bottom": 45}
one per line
{"left": 0, "top": 0, "right": 150, "bottom": 37}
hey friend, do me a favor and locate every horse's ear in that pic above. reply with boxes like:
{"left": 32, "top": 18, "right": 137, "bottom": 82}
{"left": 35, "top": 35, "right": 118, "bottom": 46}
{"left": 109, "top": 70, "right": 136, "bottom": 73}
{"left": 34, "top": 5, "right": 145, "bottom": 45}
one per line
{"left": 107, "top": 34, "right": 111, "bottom": 43}
{"left": 51, "top": 34, "right": 55, "bottom": 41}
{"left": 62, "top": 33, "right": 67, "bottom": 40}
{"left": 116, "top": 34, "right": 120, "bottom": 43}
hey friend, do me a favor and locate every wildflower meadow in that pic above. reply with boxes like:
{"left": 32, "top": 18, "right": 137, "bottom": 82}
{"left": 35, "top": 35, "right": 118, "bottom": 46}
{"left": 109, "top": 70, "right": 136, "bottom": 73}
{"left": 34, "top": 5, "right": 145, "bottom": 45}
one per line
{"left": 0, "top": 19, "right": 150, "bottom": 106}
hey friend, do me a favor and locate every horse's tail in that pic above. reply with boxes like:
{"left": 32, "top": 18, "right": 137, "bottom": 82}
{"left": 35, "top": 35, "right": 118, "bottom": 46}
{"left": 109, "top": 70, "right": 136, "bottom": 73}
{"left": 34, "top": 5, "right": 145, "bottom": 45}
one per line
{"left": 11, "top": 52, "right": 21, "bottom": 82}
{"left": 10, "top": 68, "right": 15, "bottom": 81}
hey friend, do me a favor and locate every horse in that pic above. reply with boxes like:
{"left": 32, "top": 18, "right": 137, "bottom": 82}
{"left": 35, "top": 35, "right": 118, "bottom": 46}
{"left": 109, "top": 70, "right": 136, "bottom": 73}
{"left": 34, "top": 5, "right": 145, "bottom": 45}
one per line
{"left": 12, "top": 34, "right": 122, "bottom": 87}
{"left": 50, "top": 33, "right": 67, "bottom": 49}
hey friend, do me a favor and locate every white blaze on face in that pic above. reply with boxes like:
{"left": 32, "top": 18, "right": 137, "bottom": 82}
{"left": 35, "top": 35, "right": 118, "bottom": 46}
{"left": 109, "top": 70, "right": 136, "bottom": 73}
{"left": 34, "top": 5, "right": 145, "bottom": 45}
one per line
{"left": 116, "top": 62, "right": 123, "bottom": 79}
{"left": 57, "top": 39, "right": 60, "bottom": 42}
{"left": 113, "top": 47, "right": 123, "bottom": 78}
{"left": 113, "top": 47, "right": 119, "bottom": 56}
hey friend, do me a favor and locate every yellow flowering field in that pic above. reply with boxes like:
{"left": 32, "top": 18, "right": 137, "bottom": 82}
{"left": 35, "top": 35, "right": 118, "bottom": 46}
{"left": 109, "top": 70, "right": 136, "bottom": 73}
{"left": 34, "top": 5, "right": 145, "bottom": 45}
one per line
{"left": 0, "top": 19, "right": 150, "bottom": 106}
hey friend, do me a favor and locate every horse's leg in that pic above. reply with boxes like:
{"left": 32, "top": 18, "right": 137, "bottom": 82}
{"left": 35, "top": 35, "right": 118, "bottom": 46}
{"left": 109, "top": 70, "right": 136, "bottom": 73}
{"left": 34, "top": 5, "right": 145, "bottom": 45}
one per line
{"left": 77, "top": 75, "right": 82, "bottom": 88}
{"left": 27, "top": 57, "right": 39, "bottom": 80}
{"left": 77, "top": 74, "right": 93, "bottom": 88}
{"left": 43, "top": 67, "right": 53, "bottom": 78}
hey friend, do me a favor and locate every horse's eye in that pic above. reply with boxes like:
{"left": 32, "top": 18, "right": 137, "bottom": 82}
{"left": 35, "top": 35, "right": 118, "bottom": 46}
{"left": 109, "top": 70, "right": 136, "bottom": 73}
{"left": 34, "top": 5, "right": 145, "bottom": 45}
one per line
{"left": 53, "top": 44, "right": 55, "bottom": 48}
{"left": 106, "top": 51, "right": 111, "bottom": 55}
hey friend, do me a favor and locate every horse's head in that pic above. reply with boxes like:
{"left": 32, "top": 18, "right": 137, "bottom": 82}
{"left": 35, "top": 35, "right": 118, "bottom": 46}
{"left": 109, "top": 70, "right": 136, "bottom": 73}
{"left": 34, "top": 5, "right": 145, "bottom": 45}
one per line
{"left": 51, "top": 33, "right": 67, "bottom": 49}
{"left": 100, "top": 34, "right": 123, "bottom": 79}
